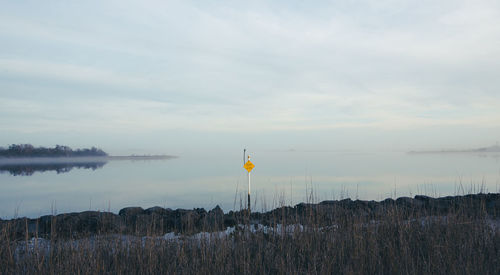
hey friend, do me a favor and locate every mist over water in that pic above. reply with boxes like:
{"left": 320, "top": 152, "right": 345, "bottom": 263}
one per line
{"left": 1, "top": 151, "right": 499, "bottom": 218}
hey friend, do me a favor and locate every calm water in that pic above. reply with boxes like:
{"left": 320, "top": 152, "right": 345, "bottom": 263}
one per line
{"left": 1, "top": 151, "right": 500, "bottom": 218}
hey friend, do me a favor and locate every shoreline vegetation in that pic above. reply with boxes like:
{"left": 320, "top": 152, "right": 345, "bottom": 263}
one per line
{"left": 1, "top": 193, "right": 499, "bottom": 274}
{"left": 0, "top": 144, "right": 176, "bottom": 160}
{"left": 408, "top": 144, "right": 500, "bottom": 154}
{"left": 0, "top": 144, "right": 107, "bottom": 158}
{"left": 0, "top": 144, "right": 175, "bottom": 176}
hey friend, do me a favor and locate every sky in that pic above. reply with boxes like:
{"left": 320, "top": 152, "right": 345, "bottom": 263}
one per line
{"left": 1, "top": 0, "right": 500, "bottom": 156}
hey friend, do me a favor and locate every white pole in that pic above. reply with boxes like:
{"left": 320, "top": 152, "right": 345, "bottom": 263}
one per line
{"left": 248, "top": 155, "right": 251, "bottom": 212}
{"left": 248, "top": 171, "right": 251, "bottom": 211}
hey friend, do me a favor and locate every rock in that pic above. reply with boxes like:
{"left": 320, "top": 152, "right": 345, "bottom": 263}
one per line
{"left": 118, "top": 207, "right": 145, "bottom": 234}
{"left": 2, "top": 193, "right": 498, "bottom": 239}
{"left": 208, "top": 205, "right": 223, "bottom": 217}
{"left": 295, "top": 203, "right": 313, "bottom": 215}
{"left": 396, "top": 197, "right": 416, "bottom": 207}
{"left": 414, "top": 195, "right": 433, "bottom": 203}
{"left": 485, "top": 194, "right": 500, "bottom": 216}
{"left": 206, "top": 205, "right": 224, "bottom": 230}
{"left": 145, "top": 206, "right": 170, "bottom": 216}
{"left": 54, "top": 211, "right": 122, "bottom": 237}
{"left": 339, "top": 198, "right": 353, "bottom": 205}
{"left": 381, "top": 198, "right": 395, "bottom": 206}
{"left": 119, "top": 207, "right": 144, "bottom": 216}
{"left": 224, "top": 211, "right": 237, "bottom": 227}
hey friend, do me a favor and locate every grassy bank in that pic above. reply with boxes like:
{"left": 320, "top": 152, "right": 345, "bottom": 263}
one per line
{"left": 1, "top": 194, "right": 499, "bottom": 274}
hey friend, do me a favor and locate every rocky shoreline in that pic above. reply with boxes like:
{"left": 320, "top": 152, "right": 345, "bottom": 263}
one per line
{"left": 2, "top": 193, "right": 499, "bottom": 239}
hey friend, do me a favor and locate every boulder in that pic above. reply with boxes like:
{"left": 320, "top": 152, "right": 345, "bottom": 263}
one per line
{"left": 206, "top": 205, "right": 224, "bottom": 230}
{"left": 145, "top": 206, "right": 171, "bottom": 216}
{"left": 119, "top": 207, "right": 144, "bottom": 216}
{"left": 224, "top": 211, "right": 237, "bottom": 227}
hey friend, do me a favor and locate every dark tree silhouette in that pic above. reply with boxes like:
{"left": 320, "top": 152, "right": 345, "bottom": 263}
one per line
{"left": 0, "top": 144, "right": 108, "bottom": 158}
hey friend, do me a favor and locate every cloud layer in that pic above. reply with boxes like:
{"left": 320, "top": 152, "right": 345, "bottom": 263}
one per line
{"left": 1, "top": 0, "right": 499, "bottom": 152}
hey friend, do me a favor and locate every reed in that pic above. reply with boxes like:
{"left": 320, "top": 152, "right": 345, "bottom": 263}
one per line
{"left": 1, "top": 192, "right": 499, "bottom": 274}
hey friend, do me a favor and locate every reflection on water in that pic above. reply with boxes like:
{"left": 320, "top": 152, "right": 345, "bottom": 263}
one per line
{"left": 0, "top": 152, "right": 499, "bottom": 218}
{"left": 0, "top": 161, "right": 107, "bottom": 176}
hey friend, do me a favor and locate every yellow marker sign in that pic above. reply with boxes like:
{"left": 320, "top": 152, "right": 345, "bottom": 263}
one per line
{"left": 244, "top": 160, "right": 255, "bottom": 172}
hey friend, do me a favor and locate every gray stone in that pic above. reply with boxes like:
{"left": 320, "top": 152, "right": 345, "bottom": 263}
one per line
{"left": 119, "top": 207, "right": 144, "bottom": 216}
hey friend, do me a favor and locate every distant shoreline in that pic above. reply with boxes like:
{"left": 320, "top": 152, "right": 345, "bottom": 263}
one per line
{"left": 0, "top": 155, "right": 177, "bottom": 164}
{"left": 408, "top": 144, "right": 500, "bottom": 154}
{"left": 107, "top": 155, "right": 178, "bottom": 160}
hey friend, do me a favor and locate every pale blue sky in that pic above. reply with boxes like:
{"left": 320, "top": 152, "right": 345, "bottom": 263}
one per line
{"left": 1, "top": 0, "right": 499, "bottom": 155}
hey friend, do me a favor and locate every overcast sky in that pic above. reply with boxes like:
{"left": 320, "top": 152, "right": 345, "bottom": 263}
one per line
{"left": 1, "top": 0, "right": 499, "bottom": 155}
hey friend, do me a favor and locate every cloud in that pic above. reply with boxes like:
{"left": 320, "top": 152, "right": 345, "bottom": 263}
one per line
{"left": 0, "top": 0, "right": 499, "bottom": 140}
{"left": 0, "top": 59, "right": 151, "bottom": 89}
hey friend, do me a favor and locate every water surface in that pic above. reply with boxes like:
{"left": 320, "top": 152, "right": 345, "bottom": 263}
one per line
{"left": 1, "top": 151, "right": 499, "bottom": 218}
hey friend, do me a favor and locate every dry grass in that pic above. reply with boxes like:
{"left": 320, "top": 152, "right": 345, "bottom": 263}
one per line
{"left": 1, "top": 194, "right": 499, "bottom": 274}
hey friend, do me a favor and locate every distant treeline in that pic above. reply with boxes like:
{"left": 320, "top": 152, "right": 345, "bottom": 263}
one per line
{"left": 0, "top": 144, "right": 107, "bottom": 158}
